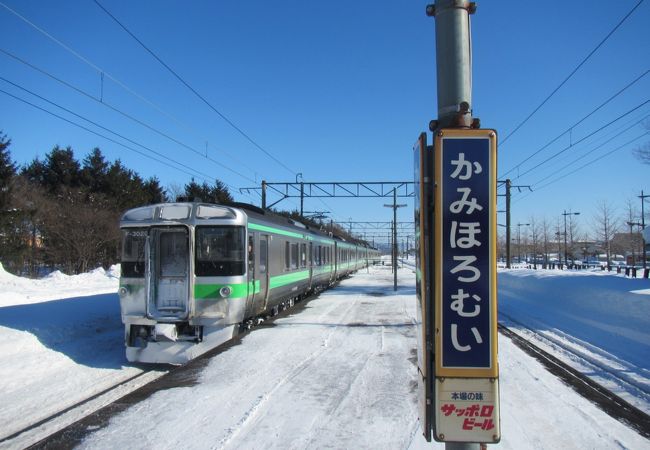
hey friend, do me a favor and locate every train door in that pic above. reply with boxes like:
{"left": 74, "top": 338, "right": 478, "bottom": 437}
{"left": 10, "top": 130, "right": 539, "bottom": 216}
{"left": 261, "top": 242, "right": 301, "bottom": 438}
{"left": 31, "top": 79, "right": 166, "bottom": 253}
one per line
{"left": 308, "top": 242, "right": 313, "bottom": 290}
{"left": 334, "top": 242, "right": 339, "bottom": 280}
{"left": 256, "top": 234, "right": 270, "bottom": 310}
{"left": 148, "top": 227, "right": 189, "bottom": 319}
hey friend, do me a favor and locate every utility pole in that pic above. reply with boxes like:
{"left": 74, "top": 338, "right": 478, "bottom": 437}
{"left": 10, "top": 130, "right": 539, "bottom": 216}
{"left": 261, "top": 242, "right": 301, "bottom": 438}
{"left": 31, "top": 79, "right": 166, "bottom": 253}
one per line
{"left": 562, "top": 210, "right": 580, "bottom": 267}
{"left": 506, "top": 179, "right": 511, "bottom": 268}
{"left": 498, "top": 179, "right": 530, "bottom": 268}
{"left": 261, "top": 180, "right": 267, "bottom": 210}
{"left": 384, "top": 188, "right": 406, "bottom": 291}
{"left": 641, "top": 190, "right": 648, "bottom": 269}
{"left": 516, "top": 222, "right": 530, "bottom": 263}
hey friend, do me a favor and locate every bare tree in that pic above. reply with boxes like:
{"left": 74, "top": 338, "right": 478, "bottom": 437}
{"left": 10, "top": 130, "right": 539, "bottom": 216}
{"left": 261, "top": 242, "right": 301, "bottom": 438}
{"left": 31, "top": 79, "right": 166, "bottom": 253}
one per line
{"left": 593, "top": 200, "right": 620, "bottom": 265}
{"left": 632, "top": 119, "right": 650, "bottom": 165}
{"left": 568, "top": 213, "right": 580, "bottom": 262}
{"left": 166, "top": 182, "right": 184, "bottom": 202}
{"left": 541, "top": 217, "right": 552, "bottom": 265}
{"left": 622, "top": 198, "right": 643, "bottom": 265}
{"left": 529, "top": 215, "right": 540, "bottom": 269}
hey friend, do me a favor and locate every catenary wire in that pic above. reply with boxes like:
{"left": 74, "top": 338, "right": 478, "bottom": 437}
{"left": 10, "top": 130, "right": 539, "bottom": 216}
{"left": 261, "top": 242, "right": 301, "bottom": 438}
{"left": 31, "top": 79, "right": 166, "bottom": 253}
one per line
{"left": 93, "top": 0, "right": 298, "bottom": 177}
{"left": 531, "top": 115, "right": 650, "bottom": 186}
{"left": 0, "top": 48, "right": 257, "bottom": 184}
{"left": 500, "top": 69, "right": 649, "bottom": 178}
{"left": 0, "top": 88, "right": 214, "bottom": 182}
{"left": 2, "top": 1, "right": 335, "bottom": 217}
{"left": 500, "top": 0, "right": 645, "bottom": 146}
{"left": 514, "top": 99, "right": 649, "bottom": 180}
{"left": 534, "top": 132, "right": 649, "bottom": 191}
{"left": 0, "top": 2, "right": 264, "bottom": 184}
{"left": 0, "top": 77, "right": 233, "bottom": 188}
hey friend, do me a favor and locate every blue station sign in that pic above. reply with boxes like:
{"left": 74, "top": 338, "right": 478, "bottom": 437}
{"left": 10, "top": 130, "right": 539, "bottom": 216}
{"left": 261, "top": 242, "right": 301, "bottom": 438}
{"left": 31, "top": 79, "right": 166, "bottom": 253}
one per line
{"left": 434, "top": 129, "right": 498, "bottom": 378}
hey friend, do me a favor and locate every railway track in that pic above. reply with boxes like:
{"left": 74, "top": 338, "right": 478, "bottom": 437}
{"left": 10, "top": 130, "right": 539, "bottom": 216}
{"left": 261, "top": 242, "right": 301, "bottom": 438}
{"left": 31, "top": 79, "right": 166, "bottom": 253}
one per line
{"left": 21, "top": 286, "right": 332, "bottom": 449}
{"left": 499, "top": 323, "right": 650, "bottom": 439}
{"left": 0, "top": 368, "right": 167, "bottom": 449}
{"left": 500, "top": 312, "right": 650, "bottom": 403}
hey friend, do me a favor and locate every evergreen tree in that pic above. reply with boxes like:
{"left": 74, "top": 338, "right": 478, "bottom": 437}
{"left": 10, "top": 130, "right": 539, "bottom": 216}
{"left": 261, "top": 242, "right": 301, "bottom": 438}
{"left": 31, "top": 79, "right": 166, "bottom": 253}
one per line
{"left": 183, "top": 179, "right": 233, "bottom": 204}
{"left": 23, "top": 146, "right": 81, "bottom": 193}
{"left": 0, "top": 132, "right": 16, "bottom": 210}
{"left": 81, "top": 147, "right": 109, "bottom": 193}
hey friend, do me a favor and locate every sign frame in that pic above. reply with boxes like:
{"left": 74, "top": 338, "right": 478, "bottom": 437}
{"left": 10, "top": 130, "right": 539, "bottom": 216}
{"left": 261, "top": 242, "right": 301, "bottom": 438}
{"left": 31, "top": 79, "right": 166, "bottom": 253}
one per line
{"left": 414, "top": 132, "right": 433, "bottom": 441}
{"left": 433, "top": 128, "right": 498, "bottom": 379}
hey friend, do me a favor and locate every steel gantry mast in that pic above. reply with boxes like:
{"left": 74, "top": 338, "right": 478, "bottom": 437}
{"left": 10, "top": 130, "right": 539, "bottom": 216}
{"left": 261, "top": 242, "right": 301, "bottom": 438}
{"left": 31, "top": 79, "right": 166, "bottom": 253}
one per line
{"left": 240, "top": 181, "right": 414, "bottom": 210}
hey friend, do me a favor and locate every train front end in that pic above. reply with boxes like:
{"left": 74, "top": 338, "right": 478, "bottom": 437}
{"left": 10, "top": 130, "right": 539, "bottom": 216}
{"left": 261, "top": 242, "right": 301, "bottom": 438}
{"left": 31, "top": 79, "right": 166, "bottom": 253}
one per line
{"left": 119, "top": 202, "right": 248, "bottom": 364}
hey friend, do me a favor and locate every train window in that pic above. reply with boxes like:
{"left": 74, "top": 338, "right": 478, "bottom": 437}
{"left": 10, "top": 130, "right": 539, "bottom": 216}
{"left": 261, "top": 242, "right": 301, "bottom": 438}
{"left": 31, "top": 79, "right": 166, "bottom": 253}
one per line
{"left": 160, "top": 205, "right": 190, "bottom": 220}
{"left": 291, "top": 243, "right": 299, "bottom": 270}
{"left": 195, "top": 226, "right": 245, "bottom": 276}
{"left": 121, "top": 229, "right": 147, "bottom": 278}
{"left": 196, "top": 205, "right": 236, "bottom": 219}
{"left": 285, "top": 242, "right": 290, "bottom": 270}
{"left": 300, "top": 243, "right": 307, "bottom": 268}
{"left": 159, "top": 230, "right": 188, "bottom": 277}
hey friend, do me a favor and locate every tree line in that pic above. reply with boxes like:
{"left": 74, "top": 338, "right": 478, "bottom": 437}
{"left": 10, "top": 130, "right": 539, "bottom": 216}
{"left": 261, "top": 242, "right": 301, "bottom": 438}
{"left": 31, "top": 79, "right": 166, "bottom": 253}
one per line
{"left": 0, "top": 132, "right": 362, "bottom": 276}
{"left": 497, "top": 199, "right": 647, "bottom": 267}
{"left": 0, "top": 132, "right": 232, "bottom": 276}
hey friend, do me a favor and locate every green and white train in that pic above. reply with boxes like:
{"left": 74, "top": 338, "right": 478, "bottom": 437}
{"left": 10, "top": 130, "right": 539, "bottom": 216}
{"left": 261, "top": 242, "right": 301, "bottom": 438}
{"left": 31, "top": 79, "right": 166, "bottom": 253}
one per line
{"left": 119, "top": 201, "right": 380, "bottom": 364}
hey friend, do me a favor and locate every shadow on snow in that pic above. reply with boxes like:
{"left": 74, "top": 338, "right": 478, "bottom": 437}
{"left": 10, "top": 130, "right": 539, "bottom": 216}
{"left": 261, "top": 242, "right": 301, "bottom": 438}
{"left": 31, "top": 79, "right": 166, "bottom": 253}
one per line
{"left": 0, "top": 293, "right": 130, "bottom": 369}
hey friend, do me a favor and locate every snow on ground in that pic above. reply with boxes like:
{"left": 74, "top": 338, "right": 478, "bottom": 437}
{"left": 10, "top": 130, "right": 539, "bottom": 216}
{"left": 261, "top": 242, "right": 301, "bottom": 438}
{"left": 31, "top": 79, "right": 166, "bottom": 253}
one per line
{"left": 0, "top": 263, "right": 649, "bottom": 449}
{"left": 0, "top": 263, "right": 165, "bottom": 448}
{"left": 499, "top": 268, "right": 650, "bottom": 414}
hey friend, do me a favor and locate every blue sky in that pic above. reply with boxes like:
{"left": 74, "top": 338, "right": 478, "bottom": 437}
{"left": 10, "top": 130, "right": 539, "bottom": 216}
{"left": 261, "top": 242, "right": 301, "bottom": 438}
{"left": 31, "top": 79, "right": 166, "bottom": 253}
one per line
{"left": 1, "top": 0, "right": 648, "bottom": 246}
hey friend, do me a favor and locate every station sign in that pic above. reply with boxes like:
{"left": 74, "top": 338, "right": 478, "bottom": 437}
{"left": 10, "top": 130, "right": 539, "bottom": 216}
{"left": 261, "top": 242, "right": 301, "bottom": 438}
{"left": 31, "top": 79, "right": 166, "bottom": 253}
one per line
{"left": 433, "top": 128, "right": 500, "bottom": 443}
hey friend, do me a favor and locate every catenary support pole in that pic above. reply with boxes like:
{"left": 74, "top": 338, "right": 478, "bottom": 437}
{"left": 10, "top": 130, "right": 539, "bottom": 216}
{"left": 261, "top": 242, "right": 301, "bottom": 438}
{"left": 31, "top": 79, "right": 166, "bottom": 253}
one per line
{"left": 384, "top": 189, "right": 406, "bottom": 290}
{"left": 506, "top": 179, "right": 511, "bottom": 268}
{"left": 641, "top": 190, "right": 648, "bottom": 269}
{"left": 261, "top": 180, "right": 267, "bottom": 210}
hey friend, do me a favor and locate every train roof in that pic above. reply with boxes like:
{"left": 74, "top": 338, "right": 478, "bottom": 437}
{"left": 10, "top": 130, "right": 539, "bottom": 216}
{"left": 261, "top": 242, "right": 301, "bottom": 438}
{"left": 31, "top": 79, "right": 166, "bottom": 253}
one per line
{"left": 120, "top": 201, "right": 377, "bottom": 250}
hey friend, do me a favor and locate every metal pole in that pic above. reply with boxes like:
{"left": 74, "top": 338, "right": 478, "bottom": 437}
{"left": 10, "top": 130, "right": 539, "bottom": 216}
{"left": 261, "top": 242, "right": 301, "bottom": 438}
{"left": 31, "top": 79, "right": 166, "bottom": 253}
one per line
{"left": 393, "top": 189, "right": 398, "bottom": 290}
{"left": 427, "top": 3, "right": 481, "bottom": 445}
{"left": 506, "top": 179, "right": 511, "bottom": 268}
{"left": 562, "top": 210, "right": 580, "bottom": 267}
{"left": 430, "top": 0, "right": 475, "bottom": 128}
{"left": 261, "top": 180, "right": 267, "bottom": 210}
{"left": 641, "top": 190, "right": 647, "bottom": 269}
{"left": 300, "top": 182, "right": 304, "bottom": 217}
{"left": 562, "top": 209, "right": 569, "bottom": 267}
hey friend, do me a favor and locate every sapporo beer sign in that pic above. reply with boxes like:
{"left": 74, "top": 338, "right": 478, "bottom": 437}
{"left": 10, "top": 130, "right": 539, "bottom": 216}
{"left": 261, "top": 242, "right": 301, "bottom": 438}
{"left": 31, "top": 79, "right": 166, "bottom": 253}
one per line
{"left": 434, "top": 129, "right": 500, "bottom": 443}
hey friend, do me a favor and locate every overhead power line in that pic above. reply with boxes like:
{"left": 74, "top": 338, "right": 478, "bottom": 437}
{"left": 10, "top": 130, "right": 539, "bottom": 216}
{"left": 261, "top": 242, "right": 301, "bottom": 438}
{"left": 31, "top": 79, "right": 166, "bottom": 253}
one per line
{"left": 535, "top": 132, "right": 649, "bottom": 191}
{"left": 0, "top": 2, "right": 263, "bottom": 183}
{"left": 0, "top": 48, "right": 256, "bottom": 184}
{"left": 500, "top": 0, "right": 645, "bottom": 145}
{"left": 0, "top": 88, "right": 215, "bottom": 183}
{"left": 500, "top": 70, "right": 649, "bottom": 178}
{"left": 93, "top": 0, "right": 297, "bottom": 177}
{"left": 515, "top": 99, "right": 650, "bottom": 179}
{"left": 531, "top": 115, "right": 650, "bottom": 187}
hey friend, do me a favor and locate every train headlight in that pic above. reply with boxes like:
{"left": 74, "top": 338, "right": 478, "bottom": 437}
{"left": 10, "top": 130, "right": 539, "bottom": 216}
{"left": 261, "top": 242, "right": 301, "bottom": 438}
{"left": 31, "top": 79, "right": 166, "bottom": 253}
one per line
{"left": 118, "top": 286, "right": 129, "bottom": 297}
{"left": 219, "top": 286, "right": 232, "bottom": 298}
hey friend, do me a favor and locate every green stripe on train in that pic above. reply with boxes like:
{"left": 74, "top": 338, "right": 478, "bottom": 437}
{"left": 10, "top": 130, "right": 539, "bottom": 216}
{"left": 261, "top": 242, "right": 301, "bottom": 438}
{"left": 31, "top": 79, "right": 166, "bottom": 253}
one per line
{"left": 269, "top": 270, "right": 310, "bottom": 289}
{"left": 248, "top": 222, "right": 334, "bottom": 244}
{"left": 195, "top": 280, "right": 260, "bottom": 299}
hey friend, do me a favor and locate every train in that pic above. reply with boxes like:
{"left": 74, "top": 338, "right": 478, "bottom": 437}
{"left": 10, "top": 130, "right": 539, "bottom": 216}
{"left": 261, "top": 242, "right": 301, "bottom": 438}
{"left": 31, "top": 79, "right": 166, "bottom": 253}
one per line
{"left": 118, "top": 201, "right": 381, "bottom": 364}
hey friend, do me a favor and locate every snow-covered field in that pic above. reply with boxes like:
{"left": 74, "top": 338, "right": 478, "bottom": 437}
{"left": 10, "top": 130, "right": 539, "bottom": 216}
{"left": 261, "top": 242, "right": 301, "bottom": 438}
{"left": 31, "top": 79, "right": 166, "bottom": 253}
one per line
{"left": 0, "top": 263, "right": 649, "bottom": 449}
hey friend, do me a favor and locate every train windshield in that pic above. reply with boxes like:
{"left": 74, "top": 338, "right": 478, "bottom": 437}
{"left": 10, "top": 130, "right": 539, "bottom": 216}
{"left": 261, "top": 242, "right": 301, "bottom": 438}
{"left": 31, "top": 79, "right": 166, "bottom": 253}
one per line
{"left": 121, "top": 229, "right": 147, "bottom": 278}
{"left": 195, "top": 226, "right": 246, "bottom": 276}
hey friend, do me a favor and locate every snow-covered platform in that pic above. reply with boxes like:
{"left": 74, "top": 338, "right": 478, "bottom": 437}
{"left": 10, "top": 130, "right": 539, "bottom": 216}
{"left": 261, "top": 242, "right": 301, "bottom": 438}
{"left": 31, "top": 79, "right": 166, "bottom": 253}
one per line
{"left": 1, "top": 264, "right": 648, "bottom": 449}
